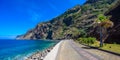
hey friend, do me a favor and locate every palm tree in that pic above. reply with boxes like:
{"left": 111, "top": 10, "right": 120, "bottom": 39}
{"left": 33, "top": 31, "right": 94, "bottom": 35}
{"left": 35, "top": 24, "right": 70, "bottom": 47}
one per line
{"left": 96, "top": 14, "right": 114, "bottom": 47}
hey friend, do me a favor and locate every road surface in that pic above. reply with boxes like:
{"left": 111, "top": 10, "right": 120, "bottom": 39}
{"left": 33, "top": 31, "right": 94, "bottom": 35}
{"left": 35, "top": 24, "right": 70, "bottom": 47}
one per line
{"left": 56, "top": 40, "right": 120, "bottom": 60}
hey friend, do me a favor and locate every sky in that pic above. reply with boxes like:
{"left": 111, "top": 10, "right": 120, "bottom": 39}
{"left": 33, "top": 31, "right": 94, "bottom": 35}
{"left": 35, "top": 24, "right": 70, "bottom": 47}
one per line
{"left": 0, "top": 0, "right": 86, "bottom": 38}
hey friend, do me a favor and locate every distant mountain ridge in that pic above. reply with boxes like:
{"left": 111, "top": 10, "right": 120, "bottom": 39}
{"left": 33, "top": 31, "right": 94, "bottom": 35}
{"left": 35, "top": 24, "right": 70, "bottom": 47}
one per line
{"left": 17, "top": 0, "right": 117, "bottom": 40}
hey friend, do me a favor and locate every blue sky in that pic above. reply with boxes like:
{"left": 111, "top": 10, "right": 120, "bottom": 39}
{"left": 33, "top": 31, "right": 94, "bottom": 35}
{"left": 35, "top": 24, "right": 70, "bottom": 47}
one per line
{"left": 0, "top": 0, "right": 86, "bottom": 38}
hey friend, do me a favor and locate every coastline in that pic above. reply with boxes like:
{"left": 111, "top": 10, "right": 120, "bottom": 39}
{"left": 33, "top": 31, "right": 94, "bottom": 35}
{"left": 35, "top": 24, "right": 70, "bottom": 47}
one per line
{"left": 25, "top": 40, "right": 62, "bottom": 60}
{"left": 25, "top": 47, "right": 53, "bottom": 60}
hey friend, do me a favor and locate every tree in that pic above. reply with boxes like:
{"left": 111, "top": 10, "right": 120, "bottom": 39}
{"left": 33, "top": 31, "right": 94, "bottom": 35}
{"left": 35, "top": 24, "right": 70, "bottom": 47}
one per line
{"left": 96, "top": 14, "right": 113, "bottom": 47}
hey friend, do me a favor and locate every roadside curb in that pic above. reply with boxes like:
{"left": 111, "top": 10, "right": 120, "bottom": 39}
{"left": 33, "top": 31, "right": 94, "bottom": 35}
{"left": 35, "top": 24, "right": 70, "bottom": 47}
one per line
{"left": 44, "top": 41, "right": 63, "bottom": 60}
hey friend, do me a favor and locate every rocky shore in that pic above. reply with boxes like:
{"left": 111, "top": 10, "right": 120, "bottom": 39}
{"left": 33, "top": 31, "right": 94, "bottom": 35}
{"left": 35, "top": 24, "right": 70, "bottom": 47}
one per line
{"left": 25, "top": 40, "right": 62, "bottom": 60}
{"left": 26, "top": 47, "right": 53, "bottom": 60}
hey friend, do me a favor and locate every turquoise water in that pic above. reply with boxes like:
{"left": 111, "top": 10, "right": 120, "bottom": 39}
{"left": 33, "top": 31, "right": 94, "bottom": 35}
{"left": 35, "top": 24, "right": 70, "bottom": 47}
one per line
{"left": 0, "top": 39, "right": 58, "bottom": 60}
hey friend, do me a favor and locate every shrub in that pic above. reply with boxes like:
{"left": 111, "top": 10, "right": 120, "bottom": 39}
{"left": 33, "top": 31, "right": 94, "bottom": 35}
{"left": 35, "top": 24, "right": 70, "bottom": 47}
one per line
{"left": 77, "top": 37, "right": 96, "bottom": 45}
{"left": 87, "top": 37, "right": 96, "bottom": 45}
{"left": 79, "top": 29, "right": 87, "bottom": 37}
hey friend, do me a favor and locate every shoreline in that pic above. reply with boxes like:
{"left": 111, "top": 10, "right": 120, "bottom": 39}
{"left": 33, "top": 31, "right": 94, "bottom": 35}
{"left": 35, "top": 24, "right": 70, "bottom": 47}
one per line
{"left": 25, "top": 40, "right": 62, "bottom": 60}
{"left": 25, "top": 47, "right": 53, "bottom": 60}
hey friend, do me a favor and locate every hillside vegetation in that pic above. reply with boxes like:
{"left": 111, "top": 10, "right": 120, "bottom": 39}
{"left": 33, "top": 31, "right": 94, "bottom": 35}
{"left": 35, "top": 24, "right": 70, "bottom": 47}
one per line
{"left": 17, "top": 0, "right": 118, "bottom": 41}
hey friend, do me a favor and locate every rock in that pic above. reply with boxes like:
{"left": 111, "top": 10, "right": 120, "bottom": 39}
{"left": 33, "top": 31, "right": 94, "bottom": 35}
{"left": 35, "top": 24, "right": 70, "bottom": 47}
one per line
{"left": 17, "top": 0, "right": 117, "bottom": 41}
{"left": 26, "top": 47, "right": 54, "bottom": 60}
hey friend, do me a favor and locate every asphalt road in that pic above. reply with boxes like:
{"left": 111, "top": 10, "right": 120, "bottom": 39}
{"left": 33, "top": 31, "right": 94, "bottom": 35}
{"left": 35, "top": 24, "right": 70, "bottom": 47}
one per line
{"left": 56, "top": 40, "right": 102, "bottom": 60}
{"left": 56, "top": 40, "right": 120, "bottom": 60}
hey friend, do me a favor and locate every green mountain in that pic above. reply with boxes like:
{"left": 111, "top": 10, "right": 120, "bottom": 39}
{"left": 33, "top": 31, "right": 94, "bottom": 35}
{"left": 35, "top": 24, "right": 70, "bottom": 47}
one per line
{"left": 17, "top": 0, "right": 117, "bottom": 40}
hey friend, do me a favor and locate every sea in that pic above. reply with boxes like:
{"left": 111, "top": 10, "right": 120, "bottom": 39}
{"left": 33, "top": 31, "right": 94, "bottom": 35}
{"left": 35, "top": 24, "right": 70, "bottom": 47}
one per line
{"left": 0, "top": 39, "right": 58, "bottom": 60}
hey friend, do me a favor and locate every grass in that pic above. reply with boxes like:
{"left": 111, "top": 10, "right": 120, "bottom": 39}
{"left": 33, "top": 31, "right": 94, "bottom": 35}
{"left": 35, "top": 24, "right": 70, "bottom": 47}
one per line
{"left": 91, "top": 41, "right": 120, "bottom": 54}
{"left": 75, "top": 40, "right": 120, "bottom": 54}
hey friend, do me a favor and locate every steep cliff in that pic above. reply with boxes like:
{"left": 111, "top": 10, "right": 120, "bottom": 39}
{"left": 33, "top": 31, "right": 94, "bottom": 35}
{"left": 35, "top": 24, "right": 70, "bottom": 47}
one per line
{"left": 105, "top": 0, "right": 120, "bottom": 43}
{"left": 17, "top": 0, "right": 117, "bottom": 40}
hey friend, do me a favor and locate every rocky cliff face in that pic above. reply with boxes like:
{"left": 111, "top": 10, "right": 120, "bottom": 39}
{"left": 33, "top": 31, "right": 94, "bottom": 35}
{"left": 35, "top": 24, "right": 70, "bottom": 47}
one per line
{"left": 17, "top": 0, "right": 117, "bottom": 40}
{"left": 105, "top": 0, "right": 120, "bottom": 43}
